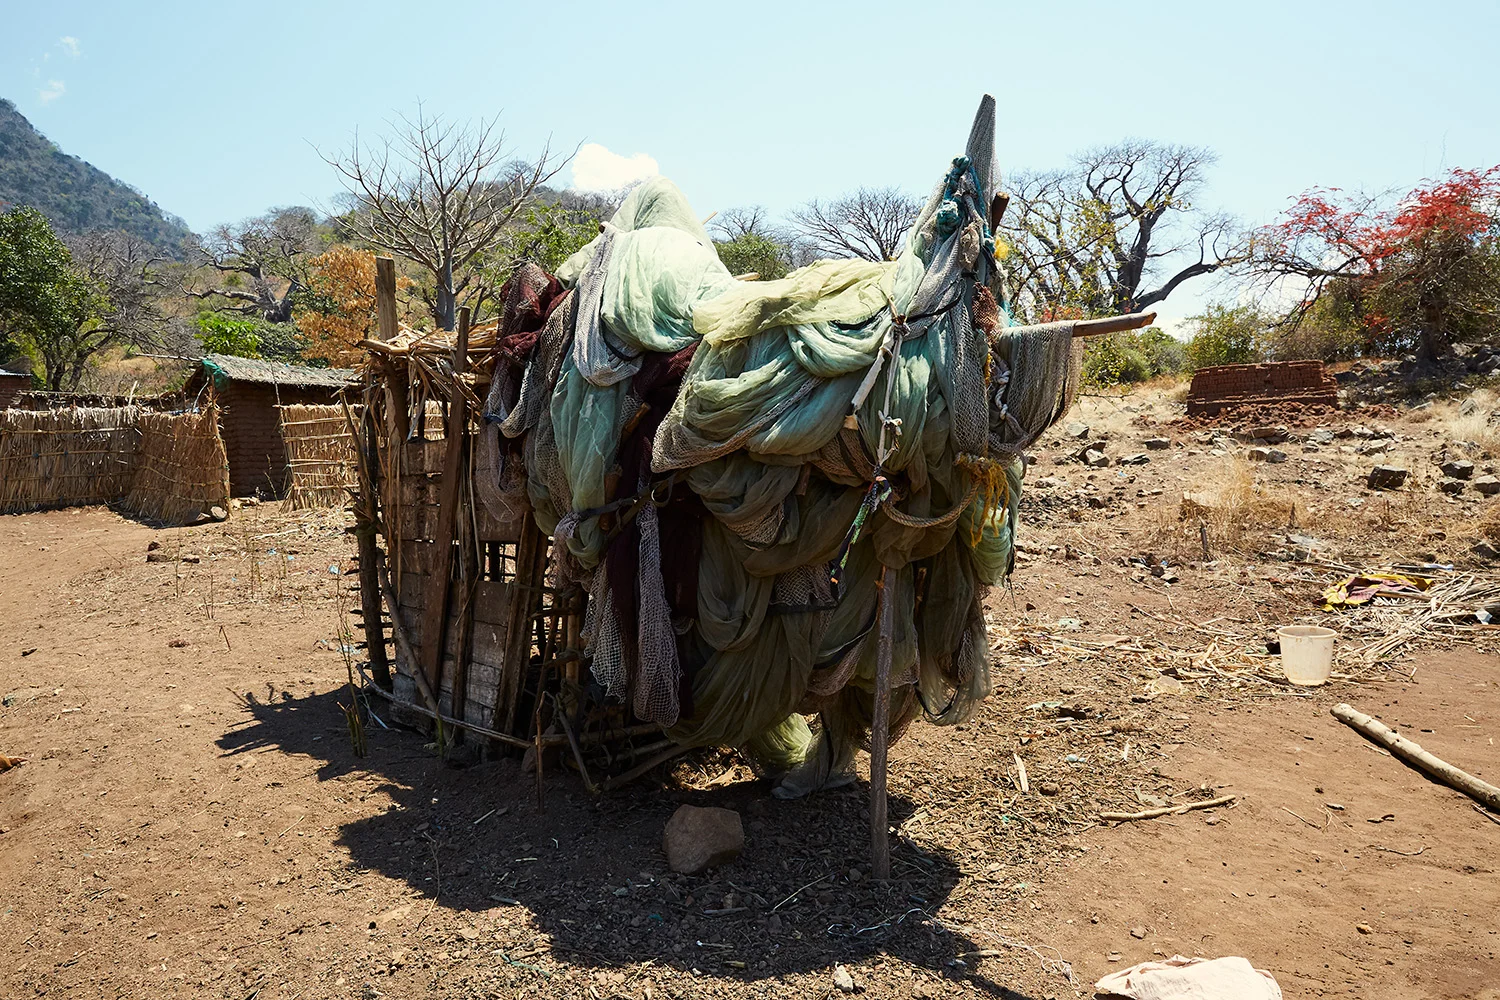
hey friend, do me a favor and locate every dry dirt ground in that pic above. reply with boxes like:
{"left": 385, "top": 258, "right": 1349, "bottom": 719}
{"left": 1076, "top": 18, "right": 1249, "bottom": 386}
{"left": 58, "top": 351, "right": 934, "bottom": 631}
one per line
{"left": 3, "top": 385, "right": 1500, "bottom": 1000}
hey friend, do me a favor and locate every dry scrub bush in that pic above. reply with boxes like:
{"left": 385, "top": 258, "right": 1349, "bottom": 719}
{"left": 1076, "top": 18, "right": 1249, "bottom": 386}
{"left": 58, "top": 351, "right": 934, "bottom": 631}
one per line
{"left": 1152, "top": 456, "right": 1293, "bottom": 559}
{"left": 1442, "top": 388, "right": 1500, "bottom": 454}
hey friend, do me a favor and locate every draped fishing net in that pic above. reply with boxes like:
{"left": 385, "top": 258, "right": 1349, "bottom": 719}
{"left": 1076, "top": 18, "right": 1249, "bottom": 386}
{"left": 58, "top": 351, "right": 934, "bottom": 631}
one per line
{"left": 485, "top": 97, "right": 1083, "bottom": 794}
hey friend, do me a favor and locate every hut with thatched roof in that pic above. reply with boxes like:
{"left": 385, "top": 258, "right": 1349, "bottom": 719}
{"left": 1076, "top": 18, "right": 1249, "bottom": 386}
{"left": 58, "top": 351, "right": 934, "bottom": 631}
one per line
{"left": 185, "top": 354, "right": 357, "bottom": 497}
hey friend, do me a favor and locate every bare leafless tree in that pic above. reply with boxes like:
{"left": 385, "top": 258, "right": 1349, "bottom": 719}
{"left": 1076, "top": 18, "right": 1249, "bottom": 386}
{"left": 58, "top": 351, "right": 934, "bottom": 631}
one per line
{"left": 324, "top": 107, "right": 571, "bottom": 330}
{"left": 1001, "top": 142, "right": 1241, "bottom": 321}
{"left": 185, "top": 207, "right": 323, "bottom": 323}
{"left": 789, "top": 187, "right": 923, "bottom": 262}
{"left": 42, "top": 231, "right": 166, "bottom": 390}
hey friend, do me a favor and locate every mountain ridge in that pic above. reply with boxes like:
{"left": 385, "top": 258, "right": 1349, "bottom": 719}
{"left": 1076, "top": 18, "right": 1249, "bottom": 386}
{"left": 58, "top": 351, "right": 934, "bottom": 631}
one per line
{"left": 0, "top": 98, "right": 192, "bottom": 250}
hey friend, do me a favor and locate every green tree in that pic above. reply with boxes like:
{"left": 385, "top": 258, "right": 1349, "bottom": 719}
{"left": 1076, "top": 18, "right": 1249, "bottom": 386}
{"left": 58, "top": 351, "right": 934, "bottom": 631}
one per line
{"left": 194, "top": 312, "right": 306, "bottom": 363}
{"left": 0, "top": 206, "right": 77, "bottom": 368}
{"left": 0, "top": 208, "right": 166, "bottom": 390}
{"left": 1080, "top": 327, "right": 1188, "bottom": 386}
{"left": 1185, "top": 304, "right": 1267, "bottom": 369}
{"left": 715, "top": 232, "right": 792, "bottom": 280}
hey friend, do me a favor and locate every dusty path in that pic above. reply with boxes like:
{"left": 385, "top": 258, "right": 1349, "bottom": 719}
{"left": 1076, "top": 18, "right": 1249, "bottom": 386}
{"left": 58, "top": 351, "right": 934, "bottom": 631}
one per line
{"left": 0, "top": 503, "right": 1497, "bottom": 999}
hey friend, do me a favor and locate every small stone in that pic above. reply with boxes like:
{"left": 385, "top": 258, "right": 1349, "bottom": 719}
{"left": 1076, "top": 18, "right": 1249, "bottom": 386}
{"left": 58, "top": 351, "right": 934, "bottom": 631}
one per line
{"left": 1107, "top": 952, "right": 1123, "bottom": 963}
{"left": 1130, "top": 925, "right": 1147, "bottom": 939}
{"left": 767, "top": 913, "right": 783, "bottom": 933}
{"left": 663, "top": 805, "right": 743, "bottom": 874}
{"left": 1065, "top": 422, "right": 1091, "bottom": 439}
{"left": 1367, "top": 466, "right": 1409, "bottom": 490}
{"left": 1356, "top": 923, "right": 1374, "bottom": 935}
{"left": 1247, "top": 447, "right": 1271, "bottom": 462}
{"left": 1082, "top": 449, "right": 1110, "bottom": 468}
{"left": 1442, "top": 459, "right": 1476, "bottom": 480}
{"left": 181, "top": 554, "right": 201, "bottom": 564}
{"left": 832, "top": 964, "right": 857, "bottom": 993}
{"left": 1310, "top": 428, "right": 1336, "bottom": 444}
{"left": 208, "top": 506, "right": 229, "bottom": 522}
{"left": 1473, "top": 540, "right": 1500, "bottom": 561}
{"left": 1439, "top": 479, "right": 1466, "bottom": 496}
{"left": 1038, "top": 780, "right": 1061, "bottom": 796}
{"left": 1363, "top": 440, "right": 1391, "bottom": 455}
{"left": 1475, "top": 475, "right": 1500, "bottom": 496}
{"left": 1117, "top": 453, "right": 1150, "bottom": 466}
{"left": 146, "top": 540, "right": 162, "bottom": 552}
{"left": 1248, "top": 425, "right": 1288, "bottom": 444}
{"left": 1143, "top": 437, "right": 1171, "bottom": 450}
{"left": 1461, "top": 397, "right": 1478, "bottom": 416}
{"left": 146, "top": 551, "right": 171, "bottom": 563}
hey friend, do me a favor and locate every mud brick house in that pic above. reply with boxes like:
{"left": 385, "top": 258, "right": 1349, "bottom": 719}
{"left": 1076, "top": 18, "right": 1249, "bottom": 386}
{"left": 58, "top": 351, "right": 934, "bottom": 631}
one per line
{"left": 1187, "top": 361, "right": 1339, "bottom": 416}
{"left": 0, "top": 367, "right": 32, "bottom": 409}
{"left": 184, "top": 354, "right": 357, "bottom": 497}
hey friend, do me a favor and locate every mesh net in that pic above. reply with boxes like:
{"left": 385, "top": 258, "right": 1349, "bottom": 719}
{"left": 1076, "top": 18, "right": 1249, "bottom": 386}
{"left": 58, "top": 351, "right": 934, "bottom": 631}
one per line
{"left": 495, "top": 98, "right": 1087, "bottom": 794}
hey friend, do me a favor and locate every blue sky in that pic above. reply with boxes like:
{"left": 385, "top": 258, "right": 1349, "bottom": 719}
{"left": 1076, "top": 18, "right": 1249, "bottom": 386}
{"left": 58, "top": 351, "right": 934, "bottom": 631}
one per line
{"left": 3, "top": 0, "right": 1496, "bottom": 329}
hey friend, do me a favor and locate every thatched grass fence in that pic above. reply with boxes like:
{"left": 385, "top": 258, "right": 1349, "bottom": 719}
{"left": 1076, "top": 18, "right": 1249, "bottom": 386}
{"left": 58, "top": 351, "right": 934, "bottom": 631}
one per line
{"left": 0, "top": 404, "right": 230, "bottom": 525}
{"left": 279, "top": 404, "right": 359, "bottom": 510}
{"left": 0, "top": 406, "right": 141, "bottom": 512}
{"left": 122, "top": 405, "right": 231, "bottom": 523}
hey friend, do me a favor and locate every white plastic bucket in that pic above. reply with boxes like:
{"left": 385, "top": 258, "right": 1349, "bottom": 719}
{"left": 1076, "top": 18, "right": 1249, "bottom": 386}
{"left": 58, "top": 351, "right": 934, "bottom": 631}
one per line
{"left": 1278, "top": 625, "right": 1336, "bottom": 686}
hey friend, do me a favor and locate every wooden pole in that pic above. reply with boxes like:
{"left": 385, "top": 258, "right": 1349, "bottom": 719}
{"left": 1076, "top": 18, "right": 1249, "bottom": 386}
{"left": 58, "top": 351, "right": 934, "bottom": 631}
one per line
{"left": 375, "top": 257, "right": 398, "bottom": 342}
{"left": 417, "top": 307, "right": 471, "bottom": 705}
{"left": 1070, "top": 311, "right": 1158, "bottom": 339}
{"left": 357, "top": 400, "right": 391, "bottom": 690}
{"left": 869, "top": 565, "right": 895, "bottom": 880}
{"left": 376, "top": 257, "right": 410, "bottom": 445}
{"left": 1332, "top": 703, "right": 1500, "bottom": 813}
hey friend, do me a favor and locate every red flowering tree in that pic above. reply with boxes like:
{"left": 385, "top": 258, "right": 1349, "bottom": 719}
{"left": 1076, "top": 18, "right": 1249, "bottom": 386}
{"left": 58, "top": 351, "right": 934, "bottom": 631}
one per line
{"left": 1251, "top": 166, "right": 1500, "bottom": 360}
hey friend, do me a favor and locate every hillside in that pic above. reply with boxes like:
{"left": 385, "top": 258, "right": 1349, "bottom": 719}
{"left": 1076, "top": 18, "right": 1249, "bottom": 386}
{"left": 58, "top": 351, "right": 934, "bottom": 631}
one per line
{"left": 0, "top": 98, "right": 191, "bottom": 250}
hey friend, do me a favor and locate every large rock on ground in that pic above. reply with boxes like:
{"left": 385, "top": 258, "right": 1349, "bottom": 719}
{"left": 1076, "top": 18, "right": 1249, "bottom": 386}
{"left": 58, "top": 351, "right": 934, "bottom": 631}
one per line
{"left": 663, "top": 805, "right": 743, "bottom": 874}
{"left": 1367, "top": 466, "right": 1409, "bottom": 490}
{"left": 1441, "top": 459, "right": 1475, "bottom": 480}
{"left": 1475, "top": 475, "right": 1500, "bottom": 496}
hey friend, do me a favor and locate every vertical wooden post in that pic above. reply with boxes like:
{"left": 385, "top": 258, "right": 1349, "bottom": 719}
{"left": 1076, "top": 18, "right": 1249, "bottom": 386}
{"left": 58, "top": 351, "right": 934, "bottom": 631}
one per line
{"left": 375, "top": 257, "right": 398, "bottom": 342}
{"left": 376, "top": 257, "right": 409, "bottom": 444}
{"left": 360, "top": 257, "right": 400, "bottom": 692}
{"left": 869, "top": 564, "right": 894, "bottom": 880}
{"left": 417, "top": 307, "right": 471, "bottom": 710}
{"left": 358, "top": 400, "right": 391, "bottom": 690}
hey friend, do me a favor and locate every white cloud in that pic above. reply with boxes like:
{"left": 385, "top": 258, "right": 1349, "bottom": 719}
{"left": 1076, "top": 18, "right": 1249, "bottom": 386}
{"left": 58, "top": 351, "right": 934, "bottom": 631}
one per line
{"left": 58, "top": 36, "right": 80, "bottom": 58}
{"left": 570, "top": 143, "right": 659, "bottom": 191}
{"left": 38, "top": 79, "right": 66, "bottom": 103}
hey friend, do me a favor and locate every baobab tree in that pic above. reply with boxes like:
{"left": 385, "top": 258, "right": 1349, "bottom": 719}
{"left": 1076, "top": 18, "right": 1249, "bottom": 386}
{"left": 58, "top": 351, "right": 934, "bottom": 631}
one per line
{"left": 324, "top": 107, "right": 571, "bottom": 330}
{"left": 1000, "top": 141, "right": 1240, "bottom": 321}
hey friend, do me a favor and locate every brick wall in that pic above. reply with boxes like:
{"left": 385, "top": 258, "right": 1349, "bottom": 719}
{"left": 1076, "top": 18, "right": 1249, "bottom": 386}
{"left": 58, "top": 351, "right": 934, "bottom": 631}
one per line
{"left": 1187, "top": 361, "right": 1338, "bottom": 416}
{"left": 0, "top": 375, "right": 30, "bottom": 410}
{"left": 217, "top": 383, "right": 347, "bottom": 497}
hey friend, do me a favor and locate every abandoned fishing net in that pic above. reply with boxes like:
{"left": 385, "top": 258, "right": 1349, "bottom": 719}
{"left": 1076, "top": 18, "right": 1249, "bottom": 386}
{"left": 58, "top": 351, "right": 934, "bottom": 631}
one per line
{"left": 494, "top": 96, "right": 1083, "bottom": 794}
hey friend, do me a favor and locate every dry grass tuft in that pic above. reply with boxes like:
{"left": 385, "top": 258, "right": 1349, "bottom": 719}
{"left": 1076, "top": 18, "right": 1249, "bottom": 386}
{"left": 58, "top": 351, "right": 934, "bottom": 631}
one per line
{"left": 1153, "top": 455, "right": 1294, "bottom": 559}
{"left": 1436, "top": 388, "right": 1500, "bottom": 453}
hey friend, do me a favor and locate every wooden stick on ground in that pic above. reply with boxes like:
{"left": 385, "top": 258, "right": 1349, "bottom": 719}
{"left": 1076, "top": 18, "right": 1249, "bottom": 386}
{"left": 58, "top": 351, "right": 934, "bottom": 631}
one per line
{"left": 1100, "top": 794, "right": 1238, "bottom": 823}
{"left": 869, "top": 564, "right": 895, "bottom": 880}
{"left": 1332, "top": 703, "right": 1500, "bottom": 813}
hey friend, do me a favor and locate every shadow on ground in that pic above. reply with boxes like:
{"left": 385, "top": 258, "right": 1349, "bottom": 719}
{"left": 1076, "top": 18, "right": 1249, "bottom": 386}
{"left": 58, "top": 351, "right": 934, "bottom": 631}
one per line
{"left": 217, "top": 684, "right": 1044, "bottom": 998}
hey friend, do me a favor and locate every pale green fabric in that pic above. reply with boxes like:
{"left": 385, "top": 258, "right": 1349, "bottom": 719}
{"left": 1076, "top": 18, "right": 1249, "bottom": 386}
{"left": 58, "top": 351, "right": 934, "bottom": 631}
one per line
{"left": 519, "top": 154, "right": 1079, "bottom": 790}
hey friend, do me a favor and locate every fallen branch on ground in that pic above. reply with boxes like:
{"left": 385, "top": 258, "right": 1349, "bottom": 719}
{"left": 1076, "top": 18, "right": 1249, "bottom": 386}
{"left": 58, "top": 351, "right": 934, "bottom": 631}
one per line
{"left": 1099, "top": 794, "right": 1237, "bottom": 823}
{"left": 1332, "top": 703, "right": 1500, "bottom": 813}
